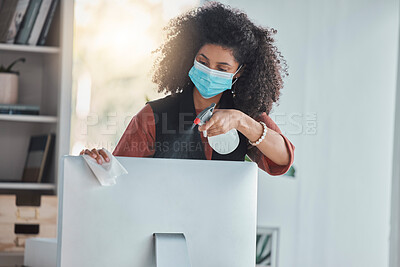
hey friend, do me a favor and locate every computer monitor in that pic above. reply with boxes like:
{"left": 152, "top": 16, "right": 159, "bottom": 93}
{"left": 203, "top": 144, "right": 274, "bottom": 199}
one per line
{"left": 57, "top": 156, "right": 258, "bottom": 267}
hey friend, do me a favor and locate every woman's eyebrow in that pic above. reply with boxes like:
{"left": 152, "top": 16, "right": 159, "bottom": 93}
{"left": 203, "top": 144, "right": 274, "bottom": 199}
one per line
{"left": 199, "top": 53, "right": 232, "bottom": 66}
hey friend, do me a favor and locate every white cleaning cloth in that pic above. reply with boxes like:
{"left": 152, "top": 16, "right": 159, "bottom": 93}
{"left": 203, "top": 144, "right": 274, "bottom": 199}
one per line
{"left": 81, "top": 148, "right": 128, "bottom": 186}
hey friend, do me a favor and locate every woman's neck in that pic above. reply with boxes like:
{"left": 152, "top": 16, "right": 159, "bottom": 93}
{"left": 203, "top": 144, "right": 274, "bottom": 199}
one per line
{"left": 193, "top": 86, "right": 222, "bottom": 110}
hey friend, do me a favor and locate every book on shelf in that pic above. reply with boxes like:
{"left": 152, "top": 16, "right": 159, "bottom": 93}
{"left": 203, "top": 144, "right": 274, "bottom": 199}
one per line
{"left": 15, "top": 0, "right": 42, "bottom": 45}
{"left": 5, "top": 0, "right": 30, "bottom": 44}
{"left": 37, "top": 0, "right": 58, "bottom": 46}
{"left": 28, "top": 0, "right": 52, "bottom": 45}
{"left": 0, "top": 0, "right": 18, "bottom": 42}
{"left": 0, "top": 104, "right": 39, "bottom": 115}
{"left": 0, "top": 0, "right": 59, "bottom": 47}
{"left": 21, "top": 133, "right": 55, "bottom": 183}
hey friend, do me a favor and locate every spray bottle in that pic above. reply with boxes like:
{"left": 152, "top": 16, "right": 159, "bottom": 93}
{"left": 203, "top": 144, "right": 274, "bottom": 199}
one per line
{"left": 192, "top": 103, "right": 240, "bottom": 155}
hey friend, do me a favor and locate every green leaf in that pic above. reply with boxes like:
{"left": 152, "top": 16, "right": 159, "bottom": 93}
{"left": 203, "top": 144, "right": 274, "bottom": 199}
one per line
{"left": 256, "top": 234, "right": 271, "bottom": 264}
{"left": 258, "top": 251, "right": 271, "bottom": 264}
{"left": 260, "top": 234, "right": 270, "bottom": 256}
{"left": 4, "top": 58, "right": 26, "bottom": 73}
{"left": 245, "top": 154, "right": 252, "bottom": 162}
{"left": 284, "top": 165, "right": 296, "bottom": 177}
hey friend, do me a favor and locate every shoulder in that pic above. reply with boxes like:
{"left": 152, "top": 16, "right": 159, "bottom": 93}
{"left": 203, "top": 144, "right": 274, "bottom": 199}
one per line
{"left": 124, "top": 103, "right": 155, "bottom": 131}
{"left": 136, "top": 103, "right": 154, "bottom": 120}
{"left": 146, "top": 93, "right": 180, "bottom": 113}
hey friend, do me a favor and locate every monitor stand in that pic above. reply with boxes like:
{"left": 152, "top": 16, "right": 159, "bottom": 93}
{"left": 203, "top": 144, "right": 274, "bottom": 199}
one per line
{"left": 153, "top": 233, "right": 191, "bottom": 267}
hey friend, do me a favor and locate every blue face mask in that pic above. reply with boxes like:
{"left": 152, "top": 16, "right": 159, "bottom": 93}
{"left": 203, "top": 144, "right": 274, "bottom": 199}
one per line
{"left": 188, "top": 58, "right": 243, "bottom": 99}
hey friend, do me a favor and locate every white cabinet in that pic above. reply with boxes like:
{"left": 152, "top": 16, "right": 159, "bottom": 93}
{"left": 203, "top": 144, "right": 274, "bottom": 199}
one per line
{"left": 0, "top": 0, "right": 72, "bottom": 263}
{"left": 0, "top": 0, "right": 73, "bottom": 193}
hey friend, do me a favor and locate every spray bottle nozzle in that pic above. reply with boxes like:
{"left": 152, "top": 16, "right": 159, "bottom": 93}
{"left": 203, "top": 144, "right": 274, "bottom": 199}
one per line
{"left": 193, "top": 103, "right": 216, "bottom": 125}
{"left": 191, "top": 103, "right": 216, "bottom": 133}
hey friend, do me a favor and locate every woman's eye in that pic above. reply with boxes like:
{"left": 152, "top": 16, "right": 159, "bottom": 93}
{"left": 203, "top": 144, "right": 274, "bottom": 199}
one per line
{"left": 198, "top": 60, "right": 226, "bottom": 71}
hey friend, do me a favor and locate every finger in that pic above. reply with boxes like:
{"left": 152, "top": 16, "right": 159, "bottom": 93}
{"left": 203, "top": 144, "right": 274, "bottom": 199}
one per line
{"left": 91, "top": 149, "right": 103, "bottom": 164}
{"left": 99, "top": 149, "right": 110, "bottom": 162}
{"left": 207, "top": 129, "right": 224, "bottom": 137}
{"left": 84, "top": 149, "right": 95, "bottom": 158}
{"left": 88, "top": 148, "right": 97, "bottom": 157}
{"left": 204, "top": 123, "right": 221, "bottom": 133}
{"left": 199, "top": 118, "right": 215, "bottom": 132}
{"left": 207, "top": 124, "right": 228, "bottom": 136}
{"left": 79, "top": 149, "right": 84, "bottom": 155}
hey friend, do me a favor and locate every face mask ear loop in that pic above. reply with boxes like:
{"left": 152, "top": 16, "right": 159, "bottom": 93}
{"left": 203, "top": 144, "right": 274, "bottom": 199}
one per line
{"left": 231, "top": 64, "right": 243, "bottom": 87}
{"left": 231, "top": 76, "right": 239, "bottom": 95}
{"left": 232, "top": 77, "right": 239, "bottom": 86}
{"left": 235, "top": 64, "right": 243, "bottom": 75}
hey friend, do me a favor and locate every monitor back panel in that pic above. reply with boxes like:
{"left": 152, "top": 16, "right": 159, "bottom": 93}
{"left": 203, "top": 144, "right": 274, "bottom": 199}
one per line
{"left": 58, "top": 156, "right": 258, "bottom": 267}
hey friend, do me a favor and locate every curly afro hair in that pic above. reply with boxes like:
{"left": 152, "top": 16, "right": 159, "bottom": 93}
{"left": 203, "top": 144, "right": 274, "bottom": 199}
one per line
{"left": 151, "top": 1, "right": 288, "bottom": 118}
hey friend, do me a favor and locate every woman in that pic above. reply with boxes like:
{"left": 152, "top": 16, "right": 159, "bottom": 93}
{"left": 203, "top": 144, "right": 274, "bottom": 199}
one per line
{"left": 80, "top": 1, "right": 295, "bottom": 176}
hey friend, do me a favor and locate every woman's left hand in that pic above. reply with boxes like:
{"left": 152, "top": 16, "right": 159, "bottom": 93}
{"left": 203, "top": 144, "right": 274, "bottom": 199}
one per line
{"left": 198, "top": 109, "right": 242, "bottom": 137}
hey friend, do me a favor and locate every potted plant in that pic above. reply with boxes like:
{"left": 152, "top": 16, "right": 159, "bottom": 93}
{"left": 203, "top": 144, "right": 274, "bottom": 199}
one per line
{"left": 0, "top": 58, "right": 26, "bottom": 104}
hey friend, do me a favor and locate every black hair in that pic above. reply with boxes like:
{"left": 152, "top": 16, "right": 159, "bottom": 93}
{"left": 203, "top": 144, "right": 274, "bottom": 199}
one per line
{"left": 151, "top": 1, "right": 288, "bottom": 117}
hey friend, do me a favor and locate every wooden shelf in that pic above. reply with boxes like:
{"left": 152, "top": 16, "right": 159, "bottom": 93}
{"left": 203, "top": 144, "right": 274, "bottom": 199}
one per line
{"left": 0, "top": 43, "right": 60, "bottom": 54}
{"left": 0, "top": 182, "right": 55, "bottom": 190}
{"left": 0, "top": 114, "right": 58, "bottom": 123}
{"left": 0, "top": 251, "right": 24, "bottom": 256}
{"left": 0, "top": 251, "right": 24, "bottom": 265}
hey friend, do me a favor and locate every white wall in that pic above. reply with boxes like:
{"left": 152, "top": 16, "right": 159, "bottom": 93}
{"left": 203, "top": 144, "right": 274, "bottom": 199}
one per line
{"left": 256, "top": 171, "right": 299, "bottom": 267}
{"left": 217, "top": 0, "right": 400, "bottom": 266}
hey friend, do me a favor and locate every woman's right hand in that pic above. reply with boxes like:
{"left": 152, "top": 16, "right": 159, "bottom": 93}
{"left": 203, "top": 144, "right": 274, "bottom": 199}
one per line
{"left": 79, "top": 148, "right": 110, "bottom": 165}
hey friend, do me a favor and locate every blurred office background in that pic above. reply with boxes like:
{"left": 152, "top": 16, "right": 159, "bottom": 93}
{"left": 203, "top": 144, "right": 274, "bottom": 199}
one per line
{"left": 71, "top": 0, "right": 400, "bottom": 266}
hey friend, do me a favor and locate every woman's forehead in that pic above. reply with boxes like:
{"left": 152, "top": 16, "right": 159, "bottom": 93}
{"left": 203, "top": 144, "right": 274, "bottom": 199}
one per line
{"left": 196, "top": 44, "right": 237, "bottom": 65}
